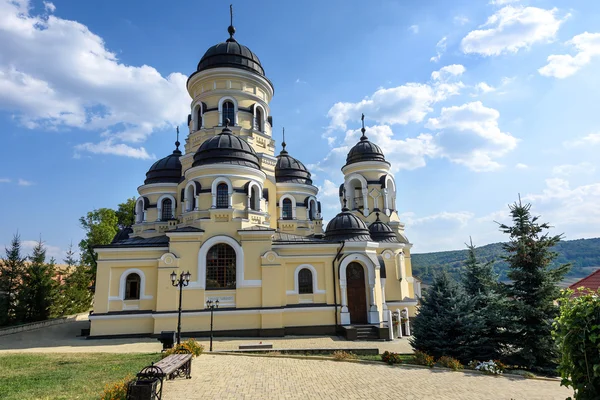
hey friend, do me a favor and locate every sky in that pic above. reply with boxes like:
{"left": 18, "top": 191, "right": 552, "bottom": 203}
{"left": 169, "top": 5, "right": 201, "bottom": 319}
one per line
{"left": 1, "top": 0, "right": 600, "bottom": 260}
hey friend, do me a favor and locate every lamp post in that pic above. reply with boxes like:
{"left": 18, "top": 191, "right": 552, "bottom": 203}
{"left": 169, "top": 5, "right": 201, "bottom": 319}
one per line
{"left": 170, "top": 270, "right": 191, "bottom": 345}
{"left": 205, "top": 299, "right": 219, "bottom": 352}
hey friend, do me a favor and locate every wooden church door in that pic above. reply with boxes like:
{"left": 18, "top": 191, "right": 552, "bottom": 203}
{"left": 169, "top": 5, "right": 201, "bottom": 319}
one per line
{"left": 346, "top": 262, "right": 368, "bottom": 324}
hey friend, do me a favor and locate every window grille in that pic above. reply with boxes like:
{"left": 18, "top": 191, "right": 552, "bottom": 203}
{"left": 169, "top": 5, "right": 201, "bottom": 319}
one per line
{"left": 206, "top": 244, "right": 236, "bottom": 289}
{"left": 282, "top": 198, "right": 293, "bottom": 220}
{"left": 161, "top": 199, "right": 172, "bottom": 220}
{"left": 298, "top": 268, "right": 313, "bottom": 294}
{"left": 125, "top": 273, "right": 140, "bottom": 300}
{"left": 216, "top": 183, "right": 229, "bottom": 208}
{"left": 222, "top": 101, "right": 235, "bottom": 125}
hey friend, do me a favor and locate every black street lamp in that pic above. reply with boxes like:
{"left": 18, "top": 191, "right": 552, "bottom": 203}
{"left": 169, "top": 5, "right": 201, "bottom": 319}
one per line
{"left": 170, "top": 270, "right": 191, "bottom": 345}
{"left": 205, "top": 299, "right": 219, "bottom": 352}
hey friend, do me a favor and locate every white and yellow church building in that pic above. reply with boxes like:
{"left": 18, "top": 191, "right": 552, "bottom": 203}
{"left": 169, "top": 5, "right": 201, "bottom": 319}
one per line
{"left": 89, "top": 18, "right": 418, "bottom": 340}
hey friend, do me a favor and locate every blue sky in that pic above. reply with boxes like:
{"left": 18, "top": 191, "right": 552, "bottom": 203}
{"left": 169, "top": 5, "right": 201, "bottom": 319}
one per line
{"left": 1, "top": 0, "right": 600, "bottom": 259}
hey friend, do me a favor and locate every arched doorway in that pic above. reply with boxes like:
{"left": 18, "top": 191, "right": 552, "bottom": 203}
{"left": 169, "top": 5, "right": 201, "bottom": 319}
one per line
{"left": 346, "top": 262, "right": 368, "bottom": 324}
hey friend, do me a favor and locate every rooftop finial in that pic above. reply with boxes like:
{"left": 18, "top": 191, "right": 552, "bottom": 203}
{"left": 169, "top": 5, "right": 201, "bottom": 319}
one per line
{"left": 225, "top": 118, "right": 230, "bottom": 128}
{"left": 227, "top": 4, "right": 236, "bottom": 42}
{"left": 280, "top": 127, "right": 288, "bottom": 154}
{"left": 174, "top": 126, "right": 181, "bottom": 154}
{"left": 342, "top": 187, "right": 349, "bottom": 211}
{"left": 376, "top": 211, "right": 380, "bottom": 221}
{"left": 360, "top": 113, "right": 368, "bottom": 141}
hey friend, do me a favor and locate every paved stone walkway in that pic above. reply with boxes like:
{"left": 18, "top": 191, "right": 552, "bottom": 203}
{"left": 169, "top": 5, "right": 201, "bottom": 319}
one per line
{"left": 0, "top": 319, "right": 412, "bottom": 354}
{"left": 164, "top": 354, "right": 571, "bottom": 400}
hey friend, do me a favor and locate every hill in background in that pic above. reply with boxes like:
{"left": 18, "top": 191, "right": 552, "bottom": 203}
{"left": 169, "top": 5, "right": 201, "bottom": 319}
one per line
{"left": 411, "top": 237, "right": 600, "bottom": 286}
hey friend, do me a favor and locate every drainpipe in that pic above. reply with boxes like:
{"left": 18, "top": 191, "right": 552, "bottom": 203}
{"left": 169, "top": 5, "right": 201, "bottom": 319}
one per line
{"left": 332, "top": 241, "right": 345, "bottom": 329}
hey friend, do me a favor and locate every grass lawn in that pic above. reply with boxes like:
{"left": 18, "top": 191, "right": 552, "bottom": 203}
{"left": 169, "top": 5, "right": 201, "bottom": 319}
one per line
{"left": 0, "top": 353, "right": 159, "bottom": 400}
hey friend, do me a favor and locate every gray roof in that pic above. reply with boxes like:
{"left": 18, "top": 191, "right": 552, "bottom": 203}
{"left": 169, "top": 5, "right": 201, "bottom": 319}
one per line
{"left": 97, "top": 234, "right": 169, "bottom": 248}
{"left": 273, "top": 232, "right": 332, "bottom": 244}
{"left": 166, "top": 226, "right": 205, "bottom": 233}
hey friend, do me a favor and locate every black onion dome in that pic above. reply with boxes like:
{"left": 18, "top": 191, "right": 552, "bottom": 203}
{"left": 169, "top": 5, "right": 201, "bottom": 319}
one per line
{"left": 144, "top": 143, "right": 182, "bottom": 185}
{"left": 369, "top": 213, "right": 399, "bottom": 243}
{"left": 345, "top": 119, "right": 388, "bottom": 167}
{"left": 325, "top": 208, "right": 372, "bottom": 242}
{"left": 197, "top": 22, "right": 265, "bottom": 77}
{"left": 193, "top": 122, "right": 260, "bottom": 169}
{"left": 275, "top": 137, "right": 312, "bottom": 185}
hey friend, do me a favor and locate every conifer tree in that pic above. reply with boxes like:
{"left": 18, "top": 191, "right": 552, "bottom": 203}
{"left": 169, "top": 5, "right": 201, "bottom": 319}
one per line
{"left": 0, "top": 233, "right": 25, "bottom": 326}
{"left": 462, "top": 238, "right": 507, "bottom": 361}
{"left": 410, "top": 270, "right": 482, "bottom": 363}
{"left": 60, "top": 243, "right": 93, "bottom": 315}
{"left": 16, "top": 239, "right": 58, "bottom": 322}
{"left": 499, "top": 197, "right": 570, "bottom": 372}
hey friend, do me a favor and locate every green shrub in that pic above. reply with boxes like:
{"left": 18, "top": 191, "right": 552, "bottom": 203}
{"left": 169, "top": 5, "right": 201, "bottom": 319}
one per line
{"left": 381, "top": 351, "right": 403, "bottom": 365}
{"left": 412, "top": 351, "right": 435, "bottom": 367}
{"left": 554, "top": 289, "right": 600, "bottom": 400}
{"left": 162, "top": 338, "right": 204, "bottom": 358}
{"left": 332, "top": 351, "right": 358, "bottom": 361}
{"left": 438, "top": 356, "right": 463, "bottom": 371}
{"left": 100, "top": 374, "right": 133, "bottom": 400}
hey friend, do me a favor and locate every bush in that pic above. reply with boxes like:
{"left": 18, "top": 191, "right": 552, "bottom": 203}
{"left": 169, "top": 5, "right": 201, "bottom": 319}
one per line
{"left": 332, "top": 351, "right": 358, "bottom": 361}
{"left": 554, "top": 289, "right": 600, "bottom": 400}
{"left": 162, "top": 338, "right": 204, "bottom": 358}
{"left": 469, "top": 360, "right": 505, "bottom": 375}
{"left": 412, "top": 351, "right": 435, "bottom": 367}
{"left": 438, "top": 356, "right": 463, "bottom": 371}
{"left": 100, "top": 374, "right": 133, "bottom": 400}
{"left": 381, "top": 351, "right": 403, "bottom": 365}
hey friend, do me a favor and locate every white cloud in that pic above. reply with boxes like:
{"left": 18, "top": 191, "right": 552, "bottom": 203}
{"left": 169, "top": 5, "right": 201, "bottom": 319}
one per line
{"left": 43, "top": 1, "right": 55, "bottom": 12}
{"left": 539, "top": 32, "right": 600, "bottom": 78}
{"left": 454, "top": 16, "right": 469, "bottom": 26}
{"left": 74, "top": 138, "right": 154, "bottom": 160}
{"left": 0, "top": 0, "right": 189, "bottom": 157}
{"left": 425, "top": 101, "right": 518, "bottom": 171}
{"left": 0, "top": 178, "right": 10, "bottom": 183}
{"left": 489, "top": 0, "right": 520, "bottom": 5}
{"left": 552, "top": 162, "right": 596, "bottom": 176}
{"left": 18, "top": 179, "right": 34, "bottom": 186}
{"left": 326, "top": 66, "right": 464, "bottom": 134}
{"left": 431, "top": 64, "right": 466, "bottom": 81}
{"left": 461, "top": 6, "right": 565, "bottom": 56}
{"left": 409, "top": 25, "right": 419, "bottom": 34}
{"left": 401, "top": 211, "right": 474, "bottom": 227}
{"left": 430, "top": 36, "right": 447, "bottom": 62}
{"left": 21, "top": 240, "right": 64, "bottom": 260}
{"left": 515, "top": 163, "right": 528, "bottom": 169}
{"left": 565, "top": 132, "right": 600, "bottom": 148}
{"left": 474, "top": 82, "right": 496, "bottom": 94}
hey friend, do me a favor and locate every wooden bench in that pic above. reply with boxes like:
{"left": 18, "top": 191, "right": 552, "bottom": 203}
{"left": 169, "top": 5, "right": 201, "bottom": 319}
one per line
{"left": 127, "top": 349, "right": 192, "bottom": 400}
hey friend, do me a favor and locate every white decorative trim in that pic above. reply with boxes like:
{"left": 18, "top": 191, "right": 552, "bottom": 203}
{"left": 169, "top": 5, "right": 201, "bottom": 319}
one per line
{"left": 95, "top": 247, "right": 169, "bottom": 254}
{"left": 184, "top": 181, "right": 197, "bottom": 212}
{"left": 253, "top": 103, "right": 267, "bottom": 132}
{"left": 118, "top": 268, "right": 153, "bottom": 300}
{"left": 187, "top": 67, "right": 274, "bottom": 98}
{"left": 306, "top": 195, "right": 319, "bottom": 220}
{"left": 135, "top": 197, "right": 145, "bottom": 223}
{"left": 338, "top": 253, "right": 379, "bottom": 324}
{"left": 287, "top": 264, "right": 326, "bottom": 295}
{"left": 279, "top": 194, "right": 297, "bottom": 219}
{"left": 247, "top": 180, "right": 262, "bottom": 211}
{"left": 185, "top": 165, "right": 267, "bottom": 181}
{"left": 192, "top": 235, "right": 261, "bottom": 289}
{"left": 89, "top": 313, "right": 152, "bottom": 320}
{"left": 344, "top": 174, "right": 369, "bottom": 216}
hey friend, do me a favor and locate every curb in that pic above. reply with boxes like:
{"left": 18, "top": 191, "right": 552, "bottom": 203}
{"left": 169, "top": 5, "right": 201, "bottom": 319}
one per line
{"left": 208, "top": 351, "right": 561, "bottom": 382}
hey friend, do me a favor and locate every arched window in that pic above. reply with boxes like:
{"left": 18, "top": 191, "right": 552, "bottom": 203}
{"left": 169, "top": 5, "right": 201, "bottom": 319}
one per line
{"left": 216, "top": 183, "right": 229, "bottom": 209}
{"left": 185, "top": 185, "right": 195, "bottom": 212}
{"left": 125, "top": 273, "right": 141, "bottom": 300}
{"left": 282, "top": 198, "right": 293, "bottom": 220}
{"left": 222, "top": 101, "right": 235, "bottom": 126}
{"left": 250, "top": 186, "right": 260, "bottom": 211}
{"left": 254, "top": 107, "right": 262, "bottom": 131}
{"left": 196, "top": 106, "right": 203, "bottom": 130}
{"left": 309, "top": 199, "right": 317, "bottom": 220}
{"left": 161, "top": 198, "right": 173, "bottom": 221}
{"left": 206, "top": 244, "right": 236, "bottom": 289}
{"left": 298, "top": 268, "right": 313, "bottom": 294}
{"left": 135, "top": 199, "right": 144, "bottom": 223}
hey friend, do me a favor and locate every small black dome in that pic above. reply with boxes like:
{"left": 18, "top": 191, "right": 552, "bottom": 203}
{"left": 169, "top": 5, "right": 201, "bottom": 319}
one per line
{"left": 144, "top": 144, "right": 182, "bottom": 185}
{"left": 345, "top": 121, "right": 388, "bottom": 167}
{"left": 325, "top": 208, "right": 372, "bottom": 242}
{"left": 369, "top": 213, "right": 399, "bottom": 243}
{"left": 275, "top": 139, "right": 312, "bottom": 185}
{"left": 193, "top": 122, "right": 260, "bottom": 170}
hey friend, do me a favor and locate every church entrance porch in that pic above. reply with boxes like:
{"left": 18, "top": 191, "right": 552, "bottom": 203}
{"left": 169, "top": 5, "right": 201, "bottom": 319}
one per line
{"left": 346, "top": 262, "right": 368, "bottom": 324}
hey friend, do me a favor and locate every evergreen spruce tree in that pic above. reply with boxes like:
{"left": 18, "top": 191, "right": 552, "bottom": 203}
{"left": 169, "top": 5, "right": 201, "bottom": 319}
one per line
{"left": 0, "top": 233, "right": 26, "bottom": 326}
{"left": 16, "top": 239, "right": 58, "bottom": 323}
{"left": 60, "top": 244, "right": 93, "bottom": 315}
{"left": 462, "top": 238, "right": 507, "bottom": 361}
{"left": 499, "top": 197, "right": 570, "bottom": 372}
{"left": 410, "top": 270, "right": 482, "bottom": 363}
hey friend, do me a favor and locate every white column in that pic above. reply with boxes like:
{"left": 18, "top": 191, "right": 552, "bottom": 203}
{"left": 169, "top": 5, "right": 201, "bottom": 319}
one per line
{"left": 381, "top": 278, "right": 388, "bottom": 322}
{"left": 142, "top": 210, "right": 147, "bottom": 222}
{"left": 383, "top": 188, "right": 389, "bottom": 214}
{"left": 156, "top": 207, "right": 162, "bottom": 222}
{"left": 396, "top": 309, "right": 402, "bottom": 338}
{"left": 211, "top": 193, "right": 216, "bottom": 208}
{"left": 403, "top": 307, "right": 411, "bottom": 336}
{"left": 387, "top": 310, "right": 394, "bottom": 340}
{"left": 194, "top": 195, "right": 199, "bottom": 211}
{"left": 228, "top": 191, "right": 233, "bottom": 208}
{"left": 368, "top": 284, "right": 380, "bottom": 324}
{"left": 340, "top": 283, "right": 350, "bottom": 325}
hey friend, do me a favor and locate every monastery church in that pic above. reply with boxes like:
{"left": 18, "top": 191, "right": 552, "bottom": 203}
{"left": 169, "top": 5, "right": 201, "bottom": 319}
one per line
{"left": 89, "top": 12, "right": 419, "bottom": 339}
